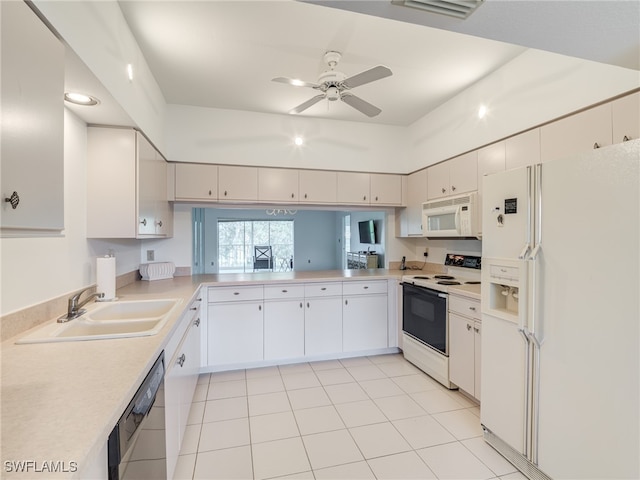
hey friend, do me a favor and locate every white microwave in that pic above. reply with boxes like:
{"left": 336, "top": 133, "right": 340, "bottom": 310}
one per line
{"left": 422, "top": 192, "right": 480, "bottom": 238}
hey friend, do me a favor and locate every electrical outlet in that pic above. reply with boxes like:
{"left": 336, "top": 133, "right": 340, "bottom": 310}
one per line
{"left": 146, "top": 250, "right": 155, "bottom": 261}
{"left": 423, "top": 251, "right": 429, "bottom": 257}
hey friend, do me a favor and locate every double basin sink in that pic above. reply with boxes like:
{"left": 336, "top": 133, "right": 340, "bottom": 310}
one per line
{"left": 17, "top": 298, "right": 182, "bottom": 344}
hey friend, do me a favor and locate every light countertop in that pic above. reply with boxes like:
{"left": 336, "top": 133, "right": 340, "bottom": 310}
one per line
{"left": 1, "top": 269, "right": 401, "bottom": 478}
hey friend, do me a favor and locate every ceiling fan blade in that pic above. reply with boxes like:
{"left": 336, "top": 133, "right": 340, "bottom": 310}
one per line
{"left": 341, "top": 93, "right": 382, "bottom": 117}
{"left": 289, "top": 94, "right": 325, "bottom": 115}
{"left": 272, "top": 77, "right": 320, "bottom": 89}
{"left": 342, "top": 65, "right": 392, "bottom": 89}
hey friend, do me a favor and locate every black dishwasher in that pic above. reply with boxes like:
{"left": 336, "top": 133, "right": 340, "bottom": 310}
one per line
{"left": 108, "top": 352, "right": 166, "bottom": 480}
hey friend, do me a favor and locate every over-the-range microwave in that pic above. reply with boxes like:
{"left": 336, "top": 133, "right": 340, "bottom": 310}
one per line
{"left": 422, "top": 192, "right": 480, "bottom": 238}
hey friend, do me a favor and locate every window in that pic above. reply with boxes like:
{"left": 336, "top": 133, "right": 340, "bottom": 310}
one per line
{"left": 218, "top": 220, "right": 294, "bottom": 273}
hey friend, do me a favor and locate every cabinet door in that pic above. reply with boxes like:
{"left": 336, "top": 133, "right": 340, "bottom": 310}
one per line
{"left": 449, "top": 151, "right": 478, "bottom": 195}
{"left": 370, "top": 174, "right": 403, "bottom": 205}
{"left": 299, "top": 170, "right": 337, "bottom": 203}
{"left": 153, "top": 149, "right": 173, "bottom": 237}
{"left": 449, "top": 313, "right": 475, "bottom": 396}
{"left": 427, "top": 162, "right": 450, "bottom": 200}
{"left": 343, "top": 294, "right": 388, "bottom": 352}
{"left": 264, "top": 299, "right": 305, "bottom": 360}
{"left": 258, "top": 168, "right": 299, "bottom": 202}
{"left": 175, "top": 163, "right": 218, "bottom": 200}
{"left": 505, "top": 129, "right": 541, "bottom": 171}
{"left": 164, "top": 359, "right": 181, "bottom": 480}
{"left": 397, "top": 169, "right": 427, "bottom": 236}
{"left": 305, "top": 297, "right": 342, "bottom": 356}
{"left": 1, "top": 1, "right": 64, "bottom": 234}
{"left": 87, "top": 128, "right": 137, "bottom": 238}
{"left": 137, "top": 133, "right": 158, "bottom": 235}
{"left": 541, "top": 103, "right": 613, "bottom": 162}
{"left": 218, "top": 165, "right": 258, "bottom": 201}
{"left": 612, "top": 92, "right": 640, "bottom": 143}
{"left": 208, "top": 302, "right": 264, "bottom": 365}
{"left": 337, "top": 172, "right": 370, "bottom": 204}
{"left": 474, "top": 321, "right": 481, "bottom": 401}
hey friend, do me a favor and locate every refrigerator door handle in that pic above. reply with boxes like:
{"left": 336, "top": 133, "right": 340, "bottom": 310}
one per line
{"left": 518, "top": 327, "right": 532, "bottom": 459}
{"left": 518, "top": 243, "right": 531, "bottom": 260}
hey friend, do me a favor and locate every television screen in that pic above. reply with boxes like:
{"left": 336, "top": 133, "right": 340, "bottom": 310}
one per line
{"left": 358, "top": 220, "right": 377, "bottom": 244}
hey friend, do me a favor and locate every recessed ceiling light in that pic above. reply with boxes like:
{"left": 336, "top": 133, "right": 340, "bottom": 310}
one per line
{"left": 294, "top": 136, "right": 304, "bottom": 146}
{"left": 478, "top": 105, "right": 488, "bottom": 119}
{"left": 64, "top": 92, "right": 100, "bottom": 106}
{"left": 127, "top": 63, "right": 134, "bottom": 81}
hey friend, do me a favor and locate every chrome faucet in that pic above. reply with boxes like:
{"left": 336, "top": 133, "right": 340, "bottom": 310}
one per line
{"left": 58, "top": 287, "right": 104, "bottom": 322}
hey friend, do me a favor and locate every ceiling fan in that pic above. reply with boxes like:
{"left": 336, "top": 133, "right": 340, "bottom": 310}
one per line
{"left": 272, "top": 51, "right": 392, "bottom": 118}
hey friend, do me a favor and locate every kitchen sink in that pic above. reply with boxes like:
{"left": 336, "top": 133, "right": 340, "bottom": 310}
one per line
{"left": 16, "top": 299, "right": 182, "bottom": 344}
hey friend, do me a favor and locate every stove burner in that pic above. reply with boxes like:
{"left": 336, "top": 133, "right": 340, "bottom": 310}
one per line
{"left": 434, "top": 275, "right": 455, "bottom": 280}
{"left": 437, "top": 280, "right": 461, "bottom": 285}
{"left": 412, "top": 276, "right": 430, "bottom": 280}
{"left": 465, "top": 281, "right": 481, "bottom": 285}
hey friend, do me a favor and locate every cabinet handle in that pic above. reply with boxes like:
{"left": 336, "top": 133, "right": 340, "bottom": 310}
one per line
{"left": 375, "top": 196, "right": 379, "bottom": 201}
{"left": 196, "top": 298, "right": 202, "bottom": 302}
{"left": 140, "top": 218, "right": 147, "bottom": 226}
{"left": 190, "top": 307, "right": 197, "bottom": 311}
{"left": 321, "top": 287, "right": 326, "bottom": 291}
{"left": 363, "top": 195, "right": 367, "bottom": 201}
{"left": 233, "top": 292, "right": 240, "bottom": 295}
{"left": 441, "top": 188, "right": 446, "bottom": 194}
{"left": 363, "top": 286, "right": 369, "bottom": 289}
{"left": 224, "top": 190, "right": 228, "bottom": 196}
{"left": 177, "top": 353, "right": 186, "bottom": 367}
{"left": 282, "top": 289, "right": 288, "bottom": 293}
{"left": 304, "top": 193, "right": 308, "bottom": 199}
{"left": 474, "top": 327, "right": 480, "bottom": 333}
{"left": 466, "top": 323, "right": 472, "bottom": 331}
{"left": 300, "top": 302, "right": 303, "bottom": 308}
{"left": 156, "top": 220, "right": 163, "bottom": 227}
{"left": 258, "top": 305, "right": 262, "bottom": 311}
{"left": 623, "top": 135, "right": 631, "bottom": 142}
{"left": 345, "top": 299, "right": 348, "bottom": 305}
{"left": 593, "top": 142, "right": 601, "bottom": 149}
{"left": 4, "top": 191, "right": 20, "bottom": 209}
{"left": 469, "top": 306, "right": 476, "bottom": 311}
{"left": 208, "top": 190, "right": 212, "bottom": 196}
{"left": 452, "top": 185, "right": 456, "bottom": 192}
{"left": 307, "top": 302, "right": 310, "bottom": 308}
{"left": 291, "top": 193, "right": 295, "bottom": 198}
{"left": 194, "top": 318, "right": 200, "bottom": 327}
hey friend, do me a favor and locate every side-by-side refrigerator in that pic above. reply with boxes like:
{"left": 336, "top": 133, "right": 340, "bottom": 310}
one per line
{"left": 480, "top": 140, "right": 639, "bottom": 479}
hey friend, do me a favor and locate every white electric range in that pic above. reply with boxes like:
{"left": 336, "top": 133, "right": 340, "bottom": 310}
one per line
{"left": 401, "top": 254, "right": 481, "bottom": 388}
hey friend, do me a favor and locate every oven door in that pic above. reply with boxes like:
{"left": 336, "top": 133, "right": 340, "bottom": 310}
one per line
{"left": 402, "top": 283, "right": 449, "bottom": 355}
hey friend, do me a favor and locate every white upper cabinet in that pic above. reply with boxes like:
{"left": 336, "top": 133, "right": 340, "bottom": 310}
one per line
{"left": 337, "top": 172, "right": 370, "bottom": 205}
{"left": 174, "top": 163, "right": 218, "bottom": 201}
{"left": 258, "top": 168, "right": 298, "bottom": 203}
{"left": 541, "top": 103, "right": 612, "bottom": 162}
{"left": 299, "top": 170, "right": 337, "bottom": 204}
{"left": 87, "top": 128, "right": 172, "bottom": 238}
{"left": 218, "top": 165, "right": 258, "bottom": 202}
{"left": 1, "top": 1, "right": 64, "bottom": 236}
{"left": 427, "top": 151, "right": 478, "bottom": 200}
{"left": 612, "top": 92, "right": 640, "bottom": 143}
{"left": 396, "top": 169, "right": 427, "bottom": 237}
{"left": 505, "top": 129, "right": 541, "bottom": 170}
{"left": 477, "top": 142, "right": 506, "bottom": 236}
{"left": 370, "top": 174, "right": 403, "bottom": 206}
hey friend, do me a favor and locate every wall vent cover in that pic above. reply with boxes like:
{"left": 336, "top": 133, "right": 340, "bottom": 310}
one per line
{"left": 391, "top": 0, "right": 484, "bottom": 19}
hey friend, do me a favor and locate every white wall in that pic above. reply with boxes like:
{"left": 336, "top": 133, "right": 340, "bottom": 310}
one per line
{"left": 165, "top": 104, "right": 410, "bottom": 173}
{"left": 0, "top": 110, "right": 141, "bottom": 316}
{"left": 140, "top": 204, "right": 193, "bottom": 269}
{"left": 407, "top": 49, "right": 640, "bottom": 172}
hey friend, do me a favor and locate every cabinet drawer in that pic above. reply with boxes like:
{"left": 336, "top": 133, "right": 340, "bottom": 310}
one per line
{"left": 304, "top": 282, "right": 342, "bottom": 297}
{"left": 208, "top": 285, "right": 263, "bottom": 302}
{"left": 264, "top": 284, "right": 305, "bottom": 300}
{"left": 489, "top": 264, "right": 519, "bottom": 281}
{"left": 449, "top": 295, "right": 481, "bottom": 320}
{"left": 343, "top": 280, "right": 387, "bottom": 296}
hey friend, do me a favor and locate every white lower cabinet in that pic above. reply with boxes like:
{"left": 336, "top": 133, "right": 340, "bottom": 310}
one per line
{"left": 304, "top": 282, "right": 343, "bottom": 356}
{"left": 264, "top": 298, "right": 305, "bottom": 360}
{"left": 208, "top": 301, "right": 264, "bottom": 365}
{"left": 448, "top": 294, "right": 481, "bottom": 400}
{"left": 342, "top": 281, "right": 388, "bottom": 352}
{"left": 165, "top": 300, "right": 202, "bottom": 479}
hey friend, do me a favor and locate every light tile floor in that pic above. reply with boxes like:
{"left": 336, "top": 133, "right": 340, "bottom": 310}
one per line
{"left": 173, "top": 354, "right": 526, "bottom": 480}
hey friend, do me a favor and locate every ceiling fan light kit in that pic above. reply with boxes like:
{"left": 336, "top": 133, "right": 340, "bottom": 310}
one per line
{"left": 272, "top": 50, "right": 392, "bottom": 117}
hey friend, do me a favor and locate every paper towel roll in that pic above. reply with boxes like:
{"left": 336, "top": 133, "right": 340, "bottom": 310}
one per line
{"left": 96, "top": 256, "right": 116, "bottom": 301}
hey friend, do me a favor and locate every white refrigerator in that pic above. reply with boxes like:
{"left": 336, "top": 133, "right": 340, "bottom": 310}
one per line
{"left": 480, "top": 140, "right": 639, "bottom": 479}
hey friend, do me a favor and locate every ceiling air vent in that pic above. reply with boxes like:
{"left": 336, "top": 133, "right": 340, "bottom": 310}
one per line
{"left": 391, "top": 0, "right": 484, "bottom": 19}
